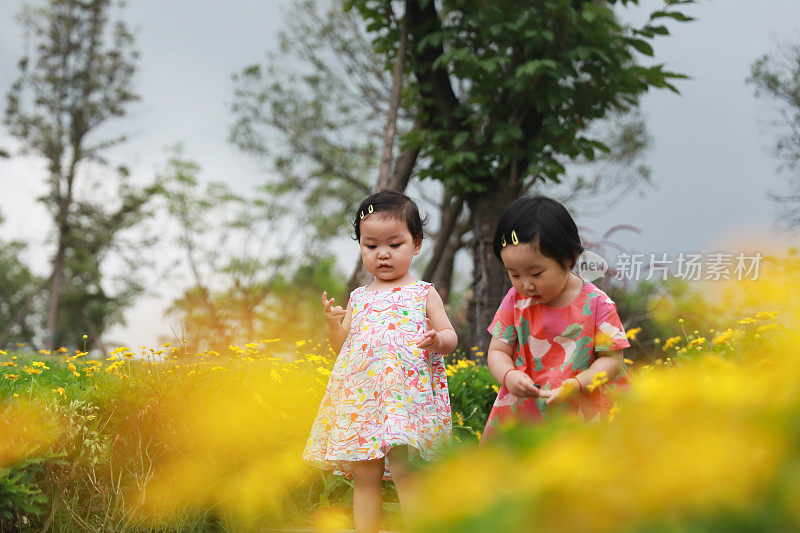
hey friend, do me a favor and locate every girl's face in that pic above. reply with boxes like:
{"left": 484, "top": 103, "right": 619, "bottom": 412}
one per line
{"left": 359, "top": 214, "right": 420, "bottom": 283}
{"left": 500, "top": 242, "right": 575, "bottom": 306}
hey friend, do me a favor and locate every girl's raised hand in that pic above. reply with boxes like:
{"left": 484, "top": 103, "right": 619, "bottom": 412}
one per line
{"left": 321, "top": 291, "right": 346, "bottom": 324}
{"left": 504, "top": 370, "right": 540, "bottom": 398}
{"left": 417, "top": 318, "right": 440, "bottom": 350}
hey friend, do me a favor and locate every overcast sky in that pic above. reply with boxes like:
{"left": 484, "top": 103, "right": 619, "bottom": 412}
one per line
{"left": 1, "top": 0, "right": 799, "bottom": 348}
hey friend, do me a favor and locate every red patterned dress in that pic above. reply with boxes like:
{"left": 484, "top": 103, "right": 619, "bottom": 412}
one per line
{"left": 303, "top": 281, "right": 451, "bottom": 476}
{"left": 482, "top": 281, "right": 630, "bottom": 440}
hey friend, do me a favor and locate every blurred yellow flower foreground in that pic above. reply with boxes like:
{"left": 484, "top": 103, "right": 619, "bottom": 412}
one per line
{"left": 128, "top": 349, "right": 328, "bottom": 527}
{"left": 405, "top": 253, "right": 800, "bottom": 533}
{"left": 5, "top": 255, "right": 800, "bottom": 532}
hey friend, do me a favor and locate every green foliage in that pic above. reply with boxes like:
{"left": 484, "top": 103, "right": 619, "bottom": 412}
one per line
{"left": 749, "top": 39, "right": 800, "bottom": 227}
{"left": 446, "top": 355, "right": 497, "bottom": 436}
{"left": 157, "top": 148, "right": 345, "bottom": 352}
{"left": 0, "top": 457, "right": 51, "bottom": 530}
{"left": 0, "top": 218, "right": 43, "bottom": 347}
{"left": 348, "top": 0, "right": 694, "bottom": 193}
{"left": 229, "top": 0, "right": 388, "bottom": 244}
{"left": 3, "top": 0, "right": 157, "bottom": 350}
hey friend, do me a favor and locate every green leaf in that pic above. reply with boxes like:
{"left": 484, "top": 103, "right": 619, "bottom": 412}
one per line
{"left": 516, "top": 59, "right": 559, "bottom": 79}
{"left": 453, "top": 131, "right": 469, "bottom": 148}
{"left": 628, "top": 38, "right": 654, "bottom": 57}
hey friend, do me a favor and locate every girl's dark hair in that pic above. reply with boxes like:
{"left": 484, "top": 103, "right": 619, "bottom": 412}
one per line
{"left": 493, "top": 196, "right": 584, "bottom": 269}
{"left": 353, "top": 190, "right": 426, "bottom": 243}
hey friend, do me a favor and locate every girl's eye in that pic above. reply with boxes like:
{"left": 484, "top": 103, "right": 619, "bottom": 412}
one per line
{"left": 509, "top": 273, "right": 519, "bottom": 279}
{"left": 365, "top": 245, "right": 377, "bottom": 249}
{"left": 533, "top": 272, "right": 543, "bottom": 277}
{"left": 390, "top": 244, "right": 401, "bottom": 248}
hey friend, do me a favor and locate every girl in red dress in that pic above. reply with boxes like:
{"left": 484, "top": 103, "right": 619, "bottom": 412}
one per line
{"left": 482, "top": 197, "right": 630, "bottom": 440}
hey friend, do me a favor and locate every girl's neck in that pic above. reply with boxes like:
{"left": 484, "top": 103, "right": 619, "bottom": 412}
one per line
{"left": 542, "top": 272, "right": 584, "bottom": 308}
{"left": 366, "top": 273, "right": 418, "bottom": 292}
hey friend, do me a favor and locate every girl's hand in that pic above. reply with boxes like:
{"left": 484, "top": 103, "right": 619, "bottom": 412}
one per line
{"left": 504, "top": 370, "right": 540, "bottom": 398}
{"left": 539, "top": 378, "right": 580, "bottom": 405}
{"left": 321, "top": 291, "right": 346, "bottom": 325}
{"left": 417, "top": 318, "right": 440, "bottom": 350}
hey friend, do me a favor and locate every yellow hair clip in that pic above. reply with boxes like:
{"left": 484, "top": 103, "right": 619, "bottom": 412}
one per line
{"left": 360, "top": 210, "right": 365, "bottom": 219}
{"left": 501, "top": 236, "right": 507, "bottom": 247}
{"left": 511, "top": 230, "right": 519, "bottom": 245}
{"left": 368, "top": 204, "right": 374, "bottom": 214}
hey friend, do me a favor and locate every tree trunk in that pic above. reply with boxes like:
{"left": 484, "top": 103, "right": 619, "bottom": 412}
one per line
{"left": 377, "top": 9, "right": 407, "bottom": 190}
{"left": 429, "top": 229, "right": 460, "bottom": 305}
{"left": 46, "top": 238, "right": 67, "bottom": 350}
{"left": 386, "top": 118, "right": 422, "bottom": 192}
{"left": 466, "top": 183, "right": 520, "bottom": 351}
{"left": 422, "top": 192, "right": 463, "bottom": 283}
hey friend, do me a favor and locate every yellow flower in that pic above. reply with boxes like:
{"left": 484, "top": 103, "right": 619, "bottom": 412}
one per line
{"left": 31, "top": 361, "right": 49, "bottom": 369}
{"left": 662, "top": 336, "right": 682, "bottom": 351}
{"left": 626, "top": 327, "right": 642, "bottom": 340}
{"left": 492, "top": 385, "right": 499, "bottom": 393}
{"left": 82, "top": 334, "right": 88, "bottom": 340}
{"left": 38, "top": 349, "right": 51, "bottom": 355}
{"left": 52, "top": 387, "right": 66, "bottom": 398}
{"left": 587, "top": 371, "right": 609, "bottom": 392}
{"left": 712, "top": 329, "right": 743, "bottom": 347}
{"left": 0, "top": 350, "right": 6, "bottom": 356}
{"left": 475, "top": 351, "right": 485, "bottom": 357}
{"left": 688, "top": 337, "right": 706, "bottom": 348}
{"left": 738, "top": 317, "right": 757, "bottom": 326}
{"left": 4, "top": 374, "right": 18, "bottom": 381}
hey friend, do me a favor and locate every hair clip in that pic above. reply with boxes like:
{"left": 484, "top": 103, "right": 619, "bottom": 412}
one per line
{"left": 501, "top": 236, "right": 507, "bottom": 248}
{"left": 368, "top": 204, "right": 374, "bottom": 214}
{"left": 360, "top": 210, "right": 365, "bottom": 219}
{"left": 511, "top": 230, "right": 519, "bottom": 245}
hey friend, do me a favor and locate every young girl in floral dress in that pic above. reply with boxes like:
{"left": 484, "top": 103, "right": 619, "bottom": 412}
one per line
{"left": 303, "top": 190, "right": 456, "bottom": 533}
{"left": 482, "top": 196, "right": 630, "bottom": 440}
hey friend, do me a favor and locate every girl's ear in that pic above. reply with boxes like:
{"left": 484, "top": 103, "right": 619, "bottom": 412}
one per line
{"left": 566, "top": 252, "right": 580, "bottom": 271}
{"left": 413, "top": 240, "right": 422, "bottom": 255}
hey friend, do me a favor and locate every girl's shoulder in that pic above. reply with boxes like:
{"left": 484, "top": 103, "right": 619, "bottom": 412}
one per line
{"left": 579, "top": 281, "right": 616, "bottom": 305}
{"left": 573, "top": 281, "right": 620, "bottom": 318}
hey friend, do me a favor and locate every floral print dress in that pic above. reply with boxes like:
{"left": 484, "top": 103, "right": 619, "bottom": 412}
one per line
{"left": 482, "top": 281, "right": 630, "bottom": 440}
{"left": 303, "top": 281, "right": 451, "bottom": 476}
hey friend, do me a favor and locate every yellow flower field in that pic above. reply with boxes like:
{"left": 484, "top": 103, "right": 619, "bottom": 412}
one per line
{"left": 1, "top": 253, "right": 800, "bottom": 531}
